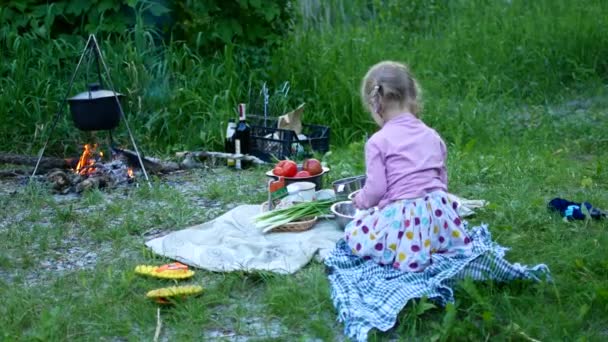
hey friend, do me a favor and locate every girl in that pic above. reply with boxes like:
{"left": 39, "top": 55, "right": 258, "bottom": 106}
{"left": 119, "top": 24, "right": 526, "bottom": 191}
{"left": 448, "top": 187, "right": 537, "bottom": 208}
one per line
{"left": 346, "top": 61, "right": 473, "bottom": 272}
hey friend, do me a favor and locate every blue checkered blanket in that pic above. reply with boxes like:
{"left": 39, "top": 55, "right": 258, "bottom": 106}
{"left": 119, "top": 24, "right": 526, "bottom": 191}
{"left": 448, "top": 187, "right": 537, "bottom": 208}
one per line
{"left": 324, "top": 224, "right": 551, "bottom": 341}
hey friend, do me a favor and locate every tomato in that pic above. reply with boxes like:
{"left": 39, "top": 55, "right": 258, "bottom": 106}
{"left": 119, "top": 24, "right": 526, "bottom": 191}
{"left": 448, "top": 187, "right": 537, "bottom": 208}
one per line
{"left": 273, "top": 160, "right": 297, "bottom": 177}
{"left": 276, "top": 160, "right": 296, "bottom": 168}
{"left": 303, "top": 158, "right": 323, "bottom": 176}
{"left": 273, "top": 166, "right": 286, "bottom": 176}
{"left": 295, "top": 170, "right": 311, "bottom": 178}
{"left": 282, "top": 162, "right": 298, "bottom": 177}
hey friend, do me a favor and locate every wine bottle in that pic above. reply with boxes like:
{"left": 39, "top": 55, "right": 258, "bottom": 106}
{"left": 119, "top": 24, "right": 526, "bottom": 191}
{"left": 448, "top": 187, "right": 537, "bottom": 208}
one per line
{"left": 234, "top": 103, "right": 251, "bottom": 169}
{"left": 225, "top": 119, "right": 236, "bottom": 167}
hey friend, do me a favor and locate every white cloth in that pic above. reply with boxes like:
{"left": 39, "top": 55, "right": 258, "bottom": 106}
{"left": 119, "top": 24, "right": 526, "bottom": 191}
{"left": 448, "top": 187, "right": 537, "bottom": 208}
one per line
{"left": 145, "top": 195, "right": 486, "bottom": 274}
{"left": 146, "top": 205, "right": 343, "bottom": 274}
{"left": 449, "top": 194, "right": 488, "bottom": 217}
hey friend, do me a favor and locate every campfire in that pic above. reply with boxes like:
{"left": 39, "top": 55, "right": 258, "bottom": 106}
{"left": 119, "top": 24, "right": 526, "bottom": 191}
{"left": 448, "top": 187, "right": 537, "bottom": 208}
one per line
{"left": 75, "top": 144, "right": 103, "bottom": 176}
{"left": 73, "top": 144, "right": 134, "bottom": 180}
{"left": 0, "top": 144, "right": 184, "bottom": 195}
{"left": 38, "top": 144, "right": 138, "bottom": 194}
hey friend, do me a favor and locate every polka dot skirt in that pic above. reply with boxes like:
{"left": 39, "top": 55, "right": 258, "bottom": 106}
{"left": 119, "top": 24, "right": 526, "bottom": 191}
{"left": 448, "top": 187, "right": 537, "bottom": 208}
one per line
{"left": 344, "top": 190, "right": 473, "bottom": 272}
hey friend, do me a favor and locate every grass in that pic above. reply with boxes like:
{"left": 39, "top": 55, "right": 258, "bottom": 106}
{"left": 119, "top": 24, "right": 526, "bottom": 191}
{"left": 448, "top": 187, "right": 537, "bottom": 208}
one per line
{"left": 1, "top": 0, "right": 607, "bottom": 340}
{"left": 1, "top": 91, "right": 607, "bottom": 340}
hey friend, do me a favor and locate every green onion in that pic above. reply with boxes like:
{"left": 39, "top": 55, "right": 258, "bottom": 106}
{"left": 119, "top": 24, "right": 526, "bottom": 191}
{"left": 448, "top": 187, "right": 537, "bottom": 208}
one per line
{"left": 255, "top": 200, "right": 335, "bottom": 233}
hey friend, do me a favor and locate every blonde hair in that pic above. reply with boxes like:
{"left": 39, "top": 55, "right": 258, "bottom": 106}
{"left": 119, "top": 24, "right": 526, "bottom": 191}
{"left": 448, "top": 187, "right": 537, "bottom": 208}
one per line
{"left": 361, "top": 61, "right": 422, "bottom": 116}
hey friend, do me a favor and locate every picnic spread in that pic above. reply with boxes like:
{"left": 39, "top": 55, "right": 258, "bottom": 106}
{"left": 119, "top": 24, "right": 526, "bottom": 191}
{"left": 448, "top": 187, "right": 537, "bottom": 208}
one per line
{"left": 144, "top": 188, "right": 486, "bottom": 274}
{"left": 145, "top": 203, "right": 344, "bottom": 274}
{"left": 142, "top": 103, "right": 555, "bottom": 340}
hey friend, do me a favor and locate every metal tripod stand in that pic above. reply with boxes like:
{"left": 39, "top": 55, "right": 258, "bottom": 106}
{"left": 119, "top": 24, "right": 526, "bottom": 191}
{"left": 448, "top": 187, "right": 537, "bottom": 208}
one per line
{"left": 30, "top": 34, "right": 151, "bottom": 186}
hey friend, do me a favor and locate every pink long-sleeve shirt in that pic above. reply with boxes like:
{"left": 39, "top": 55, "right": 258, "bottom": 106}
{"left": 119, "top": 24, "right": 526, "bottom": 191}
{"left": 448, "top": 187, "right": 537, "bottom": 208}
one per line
{"left": 353, "top": 113, "right": 448, "bottom": 209}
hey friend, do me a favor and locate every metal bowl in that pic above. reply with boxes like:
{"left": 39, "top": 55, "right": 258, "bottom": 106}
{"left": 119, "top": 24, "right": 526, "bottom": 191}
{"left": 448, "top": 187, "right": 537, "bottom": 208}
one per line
{"left": 347, "top": 189, "right": 360, "bottom": 200}
{"left": 332, "top": 175, "right": 366, "bottom": 198}
{"left": 330, "top": 201, "right": 356, "bottom": 229}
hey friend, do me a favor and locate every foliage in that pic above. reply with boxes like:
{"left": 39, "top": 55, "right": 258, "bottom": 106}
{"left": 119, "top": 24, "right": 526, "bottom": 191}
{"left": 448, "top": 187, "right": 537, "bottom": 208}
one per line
{"left": 171, "top": 0, "right": 295, "bottom": 55}
{"left": 0, "top": 0, "right": 170, "bottom": 39}
{"left": 0, "top": 0, "right": 293, "bottom": 55}
{"left": 0, "top": 0, "right": 607, "bottom": 155}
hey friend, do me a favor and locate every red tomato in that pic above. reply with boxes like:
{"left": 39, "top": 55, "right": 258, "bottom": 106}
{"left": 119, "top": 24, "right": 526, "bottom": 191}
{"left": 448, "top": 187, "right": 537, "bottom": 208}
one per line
{"left": 282, "top": 162, "right": 298, "bottom": 177}
{"left": 276, "top": 160, "right": 296, "bottom": 168}
{"left": 303, "top": 159, "right": 323, "bottom": 175}
{"left": 295, "top": 170, "right": 311, "bottom": 178}
{"left": 273, "top": 166, "right": 286, "bottom": 176}
{"left": 273, "top": 160, "right": 298, "bottom": 177}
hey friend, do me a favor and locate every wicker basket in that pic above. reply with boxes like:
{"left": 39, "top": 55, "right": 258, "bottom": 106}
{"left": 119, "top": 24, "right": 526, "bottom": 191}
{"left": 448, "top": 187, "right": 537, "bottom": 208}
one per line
{"left": 260, "top": 202, "right": 318, "bottom": 233}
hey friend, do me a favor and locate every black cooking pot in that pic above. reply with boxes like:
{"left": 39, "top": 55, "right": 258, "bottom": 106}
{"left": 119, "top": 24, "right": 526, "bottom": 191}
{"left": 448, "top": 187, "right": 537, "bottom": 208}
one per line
{"left": 68, "top": 83, "right": 124, "bottom": 131}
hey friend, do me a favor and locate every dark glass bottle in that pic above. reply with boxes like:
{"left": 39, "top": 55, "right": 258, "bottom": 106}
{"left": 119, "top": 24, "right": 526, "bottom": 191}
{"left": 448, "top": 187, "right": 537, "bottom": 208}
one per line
{"left": 225, "top": 119, "right": 236, "bottom": 167}
{"left": 234, "top": 103, "right": 251, "bottom": 169}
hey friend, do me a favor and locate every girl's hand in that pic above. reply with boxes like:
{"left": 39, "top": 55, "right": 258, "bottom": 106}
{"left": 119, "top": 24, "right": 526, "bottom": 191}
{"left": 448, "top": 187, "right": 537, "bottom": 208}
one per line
{"left": 352, "top": 193, "right": 364, "bottom": 209}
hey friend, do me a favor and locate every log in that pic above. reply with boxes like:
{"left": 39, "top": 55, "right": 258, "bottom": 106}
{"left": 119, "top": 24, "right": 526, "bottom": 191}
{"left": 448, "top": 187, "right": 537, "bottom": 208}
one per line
{"left": 0, "top": 169, "right": 28, "bottom": 178}
{"left": 47, "top": 169, "right": 73, "bottom": 192}
{"left": 0, "top": 150, "right": 256, "bottom": 178}
{"left": 0, "top": 153, "right": 74, "bottom": 172}
{"left": 175, "top": 151, "right": 267, "bottom": 166}
{"left": 112, "top": 147, "right": 180, "bottom": 174}
{"left": 76, "top": 177, "right": 98, "bottom": 193}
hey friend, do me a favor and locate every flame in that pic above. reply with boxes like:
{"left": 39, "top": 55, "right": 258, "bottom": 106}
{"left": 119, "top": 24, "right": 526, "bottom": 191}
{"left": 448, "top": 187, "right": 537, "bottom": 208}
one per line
{"left": 75, "top": 144, "right": 102, "bottom": 176}
{"left": 127, "top": 168, "right": 134, "bottom": 178}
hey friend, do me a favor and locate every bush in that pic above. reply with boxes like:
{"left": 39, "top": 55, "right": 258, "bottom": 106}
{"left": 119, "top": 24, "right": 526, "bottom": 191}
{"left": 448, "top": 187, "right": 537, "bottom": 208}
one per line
{"left": 0, "top": 0, "right": 607, "bottom": 155}
{"left": 172, "top": 0, "right": 294, "bottom": 55}
{"left": 0, "top": 0, "right": 293, "bottom": 55}
{"left": 0, "top": 0, "right": 169, "bottom": 39}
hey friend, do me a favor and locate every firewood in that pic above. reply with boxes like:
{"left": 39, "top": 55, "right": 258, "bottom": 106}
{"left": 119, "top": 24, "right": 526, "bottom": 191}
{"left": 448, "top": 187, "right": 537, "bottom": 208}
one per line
{"left": 0, "top": 153, "right": 74, "bottom": 172}
{"left": 112, "top": 147, "right": 180, "bottom": 174}
{"left": 47, "top": 169, "right": 72, "bottom": 192}
{"left": 175, "top": 151, "right": 266, "bottom": 165}
{"left": 0, "top": 169, "right": 28, "bottom": 178}
{"left": 76, "top": 177, "right": 100, "bottom": 193}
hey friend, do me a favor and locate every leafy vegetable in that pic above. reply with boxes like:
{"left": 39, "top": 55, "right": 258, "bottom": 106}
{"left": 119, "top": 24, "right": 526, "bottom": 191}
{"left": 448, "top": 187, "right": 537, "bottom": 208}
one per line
{"left": 254, "top": 199, "right": 335, "bottom": 233}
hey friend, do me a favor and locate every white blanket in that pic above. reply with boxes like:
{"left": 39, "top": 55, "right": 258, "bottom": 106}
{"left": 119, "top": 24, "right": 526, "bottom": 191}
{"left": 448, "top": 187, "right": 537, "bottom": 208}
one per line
{"left": 146, "top": 205, "right": 343, "bottom": 274}
{"left": 145, "top": 195, "right": 486, "bottom": 274}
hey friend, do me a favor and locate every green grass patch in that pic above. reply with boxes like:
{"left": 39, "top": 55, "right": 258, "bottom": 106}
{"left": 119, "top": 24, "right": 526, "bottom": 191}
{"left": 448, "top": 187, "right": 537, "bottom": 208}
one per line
{"left": 1, "top": 0, "right": 607, "bottom": 340}
{"left": 1, "top": 91, "right": 607, "bottom": 340}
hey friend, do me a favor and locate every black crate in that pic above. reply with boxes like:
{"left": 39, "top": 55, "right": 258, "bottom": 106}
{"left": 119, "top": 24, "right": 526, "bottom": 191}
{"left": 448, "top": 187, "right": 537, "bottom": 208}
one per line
{"left": 248, "top": 115, "right": 330, "bottom": 162}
